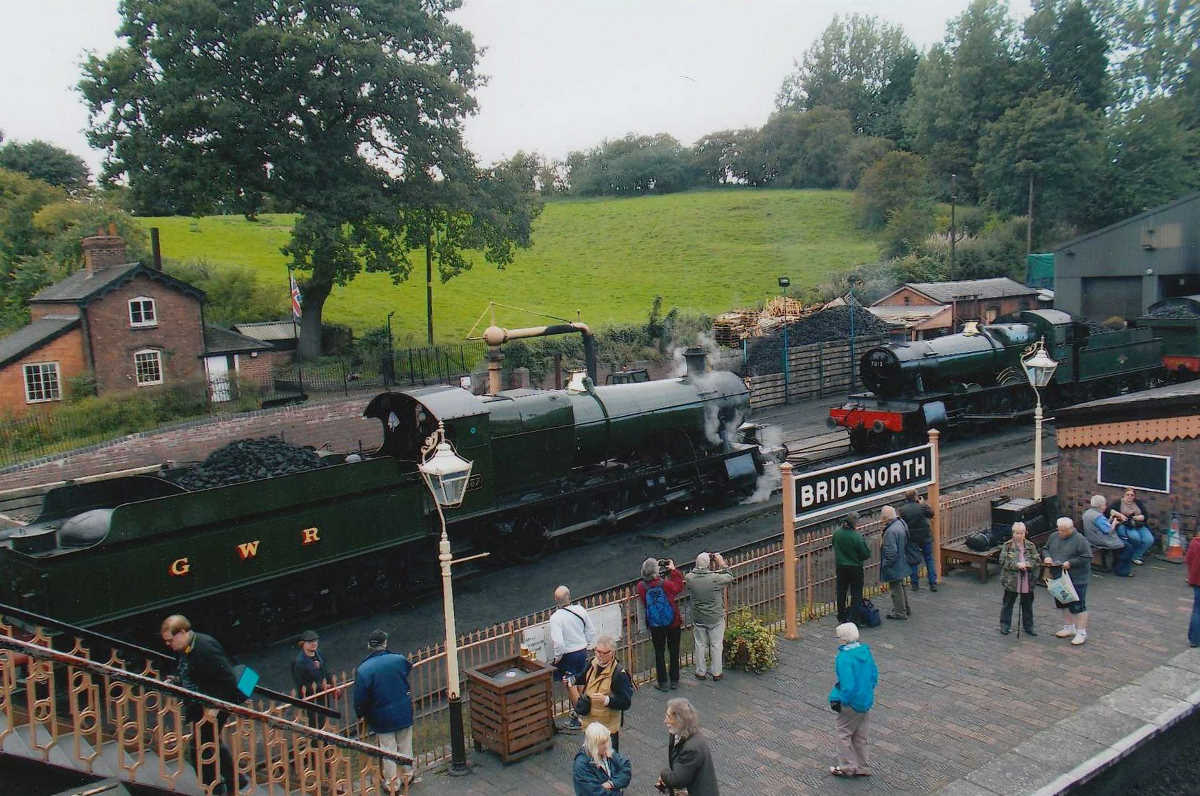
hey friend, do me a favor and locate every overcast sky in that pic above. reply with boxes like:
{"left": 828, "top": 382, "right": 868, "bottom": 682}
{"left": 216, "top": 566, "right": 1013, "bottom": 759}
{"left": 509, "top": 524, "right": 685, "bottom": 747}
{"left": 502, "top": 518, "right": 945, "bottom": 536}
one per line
{"left": 2, "top": 0, "right": 1033, "bottom": 177}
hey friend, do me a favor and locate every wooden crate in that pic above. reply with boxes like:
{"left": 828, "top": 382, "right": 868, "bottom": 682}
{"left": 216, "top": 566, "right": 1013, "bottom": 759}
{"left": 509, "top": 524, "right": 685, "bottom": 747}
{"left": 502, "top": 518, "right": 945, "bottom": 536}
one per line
{"left": 466, "top": 655, "right": 555, "bottom": 763}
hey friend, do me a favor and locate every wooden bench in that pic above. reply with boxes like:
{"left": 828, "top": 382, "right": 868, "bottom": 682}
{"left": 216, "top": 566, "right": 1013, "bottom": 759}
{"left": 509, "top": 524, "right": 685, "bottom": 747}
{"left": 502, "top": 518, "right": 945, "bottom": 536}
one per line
{"left": 940, "top": 530, "right": 1052, "bottom": 583}
{"left": 940, "top": 541, "right": 1000, "bottom": 582}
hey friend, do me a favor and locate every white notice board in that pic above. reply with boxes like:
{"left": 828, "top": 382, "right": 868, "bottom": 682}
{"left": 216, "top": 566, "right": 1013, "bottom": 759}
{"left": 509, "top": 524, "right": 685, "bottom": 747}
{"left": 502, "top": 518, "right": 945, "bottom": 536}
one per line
{"left": 522, "top": 603, "right": 623, "bottom": 663}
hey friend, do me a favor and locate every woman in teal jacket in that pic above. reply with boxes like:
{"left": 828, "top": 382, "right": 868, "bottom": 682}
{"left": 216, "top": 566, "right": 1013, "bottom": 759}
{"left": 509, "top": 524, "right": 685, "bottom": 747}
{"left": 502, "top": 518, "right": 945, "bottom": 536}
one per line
{"left": 828, "top": 622, "right": 879, "bottom": 778}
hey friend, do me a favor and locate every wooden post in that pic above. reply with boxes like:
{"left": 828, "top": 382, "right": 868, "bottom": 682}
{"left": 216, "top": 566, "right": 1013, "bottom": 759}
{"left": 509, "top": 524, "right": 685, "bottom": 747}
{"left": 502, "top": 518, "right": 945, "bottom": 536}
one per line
{"left": 928, "top": 429, "right": 942, "bottom": 579}
{"left": 781, "top": 462, "right": 798, "bottom": 639}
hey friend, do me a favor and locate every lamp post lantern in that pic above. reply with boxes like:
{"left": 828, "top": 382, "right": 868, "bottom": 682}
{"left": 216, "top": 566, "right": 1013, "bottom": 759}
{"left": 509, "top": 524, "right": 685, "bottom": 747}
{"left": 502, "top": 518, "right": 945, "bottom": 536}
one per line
{"left": 1021, "top": 338, "right": 1058, "bottom": 501}
{"left": 419, "top": 421, "right": 480, "bottom": 776}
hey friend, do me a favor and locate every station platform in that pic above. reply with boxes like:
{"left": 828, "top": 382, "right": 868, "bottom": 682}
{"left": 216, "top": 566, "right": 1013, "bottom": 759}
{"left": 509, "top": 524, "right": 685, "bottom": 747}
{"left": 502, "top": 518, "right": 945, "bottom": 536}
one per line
{"left": 412, "top": 554, "right": 1200, "bottom": 795}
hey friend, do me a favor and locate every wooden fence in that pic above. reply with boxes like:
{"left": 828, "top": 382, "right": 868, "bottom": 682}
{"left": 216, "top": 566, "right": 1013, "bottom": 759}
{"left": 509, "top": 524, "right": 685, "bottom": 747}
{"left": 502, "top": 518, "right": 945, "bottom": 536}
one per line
{"left": 747, "top": 334, "right": 887, "bottom": 408}
{"left": 296, "top": 466, "right": 1057, "bottom": 769}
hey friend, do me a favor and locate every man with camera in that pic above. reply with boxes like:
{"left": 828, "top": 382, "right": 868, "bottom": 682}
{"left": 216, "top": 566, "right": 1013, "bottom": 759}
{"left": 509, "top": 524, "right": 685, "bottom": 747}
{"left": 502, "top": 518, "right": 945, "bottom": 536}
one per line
{"left": 572, "top": 635, "right": 634, "bottom": 751}
{"left": 685, "top": 551, "right": 734, "bottom": 681}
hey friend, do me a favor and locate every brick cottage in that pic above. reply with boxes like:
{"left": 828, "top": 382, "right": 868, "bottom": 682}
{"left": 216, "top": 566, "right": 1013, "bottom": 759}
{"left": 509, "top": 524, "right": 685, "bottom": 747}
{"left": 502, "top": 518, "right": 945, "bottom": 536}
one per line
{"left": 0, "top": 232, "right": 275, "bottom": 415}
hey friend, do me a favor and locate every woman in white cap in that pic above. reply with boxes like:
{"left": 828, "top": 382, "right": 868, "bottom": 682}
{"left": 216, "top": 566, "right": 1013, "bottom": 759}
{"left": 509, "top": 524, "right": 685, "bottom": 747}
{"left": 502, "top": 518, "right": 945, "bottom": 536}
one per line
{"left": 828, "top": 622, "right": 878, "bottom": 778}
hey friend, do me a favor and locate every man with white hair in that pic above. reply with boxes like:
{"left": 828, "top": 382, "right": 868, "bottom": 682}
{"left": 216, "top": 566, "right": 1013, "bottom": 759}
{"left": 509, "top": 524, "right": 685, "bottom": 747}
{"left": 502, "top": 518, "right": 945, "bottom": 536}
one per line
{"left": 685, "top": 551, "right": 734, "bottom": 681}
{"left": 880, "top": 505, "right": 911, "bottom": 620}
{"left": 828, "top": 622, "right": 878, "bottom": 778}
{"left": 550, "top": 585, "right": 597, "bottom": 731}
{"left": 1081, "top": 494, "right": 1130, "bottom": 575}
{"left": 1043, "top": 517, "right": 1093, "bottom": 645}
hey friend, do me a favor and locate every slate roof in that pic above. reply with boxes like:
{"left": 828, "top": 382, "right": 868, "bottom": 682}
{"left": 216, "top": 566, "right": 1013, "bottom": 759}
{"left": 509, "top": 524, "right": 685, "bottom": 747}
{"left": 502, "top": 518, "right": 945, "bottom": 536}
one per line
{"left": 203, "top": 325, "right": 274, "bottom": 356}
{"left": 30, "top": 263, "right": 204, "bottom": 304}
{"left": 0, "top": 316, "right": 80, "bottom": 368}
{"left": 902, "top": 277, "right": 1037, "bottom": 304}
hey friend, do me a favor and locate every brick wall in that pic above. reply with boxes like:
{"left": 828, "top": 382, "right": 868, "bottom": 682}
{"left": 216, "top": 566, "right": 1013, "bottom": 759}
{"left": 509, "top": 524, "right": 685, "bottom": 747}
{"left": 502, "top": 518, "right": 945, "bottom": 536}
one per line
{"left": 1056, "top": 436, "right": 1200, "bottom": 531}
{"left": 0, "top": 394, "right": 385, "bottom": 491}
{"left": 0, "top": 328, "right": 88, "bottom": 416}
{"left": 83, "top": 273, "right": 206, "bottom": 395}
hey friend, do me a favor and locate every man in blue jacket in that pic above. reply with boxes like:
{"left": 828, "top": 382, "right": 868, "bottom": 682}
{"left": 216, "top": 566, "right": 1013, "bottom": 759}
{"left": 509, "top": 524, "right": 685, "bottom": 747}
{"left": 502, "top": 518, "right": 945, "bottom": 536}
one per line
{"left": 354, "top": 629, "right": 414, "bottom": 790}
{"left": 828, "top": 622, "right": 879, "bottom": 778}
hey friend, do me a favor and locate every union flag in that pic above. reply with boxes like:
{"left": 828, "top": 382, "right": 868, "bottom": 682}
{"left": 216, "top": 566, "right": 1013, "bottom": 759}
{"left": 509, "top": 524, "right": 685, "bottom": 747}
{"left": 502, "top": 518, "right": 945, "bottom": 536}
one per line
{"left": 289, "top": 271, "right": 302, "bottom": 320}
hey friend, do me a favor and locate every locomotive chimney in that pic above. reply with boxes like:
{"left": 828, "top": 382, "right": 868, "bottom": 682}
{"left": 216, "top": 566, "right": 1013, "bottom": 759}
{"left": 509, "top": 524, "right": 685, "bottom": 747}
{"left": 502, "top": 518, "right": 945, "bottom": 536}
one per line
{"left": 683, "top": 347, "right": 708, "bottom": 380}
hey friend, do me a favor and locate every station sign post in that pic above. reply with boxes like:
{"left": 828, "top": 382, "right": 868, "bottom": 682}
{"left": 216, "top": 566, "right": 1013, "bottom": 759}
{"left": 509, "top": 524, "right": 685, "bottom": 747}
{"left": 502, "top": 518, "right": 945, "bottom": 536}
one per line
{"left": 781, "top": 430, "right": 941, "bottom": 635}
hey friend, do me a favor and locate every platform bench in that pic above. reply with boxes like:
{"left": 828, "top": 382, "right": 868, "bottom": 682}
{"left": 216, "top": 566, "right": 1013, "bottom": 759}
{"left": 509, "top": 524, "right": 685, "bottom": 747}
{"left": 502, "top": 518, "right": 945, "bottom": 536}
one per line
{"left": 940, "top": 541, "right": 1001, "bottom": 582}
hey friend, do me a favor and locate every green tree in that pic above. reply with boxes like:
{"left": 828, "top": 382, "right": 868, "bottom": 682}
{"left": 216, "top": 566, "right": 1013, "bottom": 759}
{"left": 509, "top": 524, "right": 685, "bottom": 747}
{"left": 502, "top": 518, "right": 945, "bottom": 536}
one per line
{"left": 690, "top": 129, "right": 758, "bottom": 186}
{"left": 754, "top": 107, "right": 854, "bottom": 188}
{"left": 973, "top": 91, "right": 1105, "bottom": 234}
{"left": 1095, "top": 96, "right": 1200, "bottom": 224}
{"left": 776, "top": 14, "right": 918, "bottom": 137}
{"left": 80, "top": 0, "right": 485, "bottom": 359}
{"left": 854, "top": 151, "right": 932, "bottom": 229}
{"left": 398, "top": 153, "right": 542, "bottom": 344}
{"left": 0, "top": 140, "right": 91, "bottom": 195}
{"left": 1102, "top": 0, "right": 1199, "bottom": 106}
{"left": 1023, "top": 0, "right": 1111, "bottom": 110}
{"left": 567, "top": 134, "right": 696, "bottom": 195}
{"left": 165, "top": 258, "right": 287, "bottom": 326}
{"left": 903, "top": 0, "right": 1036, "bottom": 199}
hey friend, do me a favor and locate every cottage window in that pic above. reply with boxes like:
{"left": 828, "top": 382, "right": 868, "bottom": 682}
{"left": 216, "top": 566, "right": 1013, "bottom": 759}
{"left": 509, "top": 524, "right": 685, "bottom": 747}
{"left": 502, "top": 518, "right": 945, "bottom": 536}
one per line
{"left": 24, "top": 362, "right": 61, "bottom": 403}
{"left": 129, "top": 297, "right": 157, "bottom": 327}
{"left": 134, "top": 349, "right": 163, "bottom": 386}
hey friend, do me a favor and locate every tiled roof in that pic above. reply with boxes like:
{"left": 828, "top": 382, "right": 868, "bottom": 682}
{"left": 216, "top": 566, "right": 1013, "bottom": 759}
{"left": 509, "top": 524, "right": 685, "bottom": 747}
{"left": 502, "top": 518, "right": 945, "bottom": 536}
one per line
{"left": 903, "top": 278, "right": 1037, "bottom": 303}
{"left": 30, "top": 263, "right": 204, "bottom": 304}
{"left": 0, "top": 316, "right": 80, "bottom": 368}
{"left": 203, "top": 325, "right": 273, "bottom": 355}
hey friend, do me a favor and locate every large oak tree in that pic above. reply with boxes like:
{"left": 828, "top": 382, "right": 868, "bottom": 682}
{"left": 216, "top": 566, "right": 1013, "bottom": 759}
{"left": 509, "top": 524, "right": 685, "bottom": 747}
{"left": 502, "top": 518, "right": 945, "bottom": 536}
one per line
{"left": 80, "top": 0, "right": 533, "bottom": 357}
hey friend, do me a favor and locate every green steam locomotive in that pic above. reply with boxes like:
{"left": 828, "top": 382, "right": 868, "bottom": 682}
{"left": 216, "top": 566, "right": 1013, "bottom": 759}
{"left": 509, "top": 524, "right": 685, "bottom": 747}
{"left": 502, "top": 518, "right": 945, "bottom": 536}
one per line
{"left": 0, "top": 352, "right": 765, "bottom": 646}
{"left": 830, "top": 309, "right": 1165, "bottom": 452}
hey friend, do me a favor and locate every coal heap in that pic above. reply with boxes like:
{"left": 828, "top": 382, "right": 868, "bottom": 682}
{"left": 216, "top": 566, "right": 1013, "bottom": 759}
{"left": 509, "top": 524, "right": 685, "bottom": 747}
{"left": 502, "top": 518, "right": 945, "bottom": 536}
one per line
{"left": 170, "top": 436, "right": 326, "bottom": 490}
{"left": 1145, "top": 302, "right": 1200, "bottom": 319}
{"left": 745, "top": 306, "right": 893, "bottom": 375}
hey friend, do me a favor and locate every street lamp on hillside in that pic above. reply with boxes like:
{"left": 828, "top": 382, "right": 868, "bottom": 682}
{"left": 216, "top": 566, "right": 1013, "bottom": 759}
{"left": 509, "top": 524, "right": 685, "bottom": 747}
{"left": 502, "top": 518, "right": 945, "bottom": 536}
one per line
{"left": 1021, "top": 339, "right": 1058, "bottom": 501}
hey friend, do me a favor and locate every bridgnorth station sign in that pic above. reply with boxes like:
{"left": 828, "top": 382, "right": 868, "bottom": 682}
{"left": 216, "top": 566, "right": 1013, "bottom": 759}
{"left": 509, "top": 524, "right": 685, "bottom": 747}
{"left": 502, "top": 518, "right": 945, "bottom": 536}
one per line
{"left": 792, "top": 444, "right": 934, "bottom": 524}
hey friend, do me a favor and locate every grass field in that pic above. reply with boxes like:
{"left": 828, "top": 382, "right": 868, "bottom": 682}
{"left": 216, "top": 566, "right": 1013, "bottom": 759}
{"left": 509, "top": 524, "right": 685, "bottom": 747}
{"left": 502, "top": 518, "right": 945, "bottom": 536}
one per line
{"left": 139, "top": 189, "right": 880, "bottom": 344}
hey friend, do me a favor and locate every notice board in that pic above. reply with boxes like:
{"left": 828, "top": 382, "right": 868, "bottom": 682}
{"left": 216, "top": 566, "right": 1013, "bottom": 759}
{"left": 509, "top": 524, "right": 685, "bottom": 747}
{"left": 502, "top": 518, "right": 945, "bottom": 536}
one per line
{"left": 1097, "top": 449, "right": 1170, "bottom": 494}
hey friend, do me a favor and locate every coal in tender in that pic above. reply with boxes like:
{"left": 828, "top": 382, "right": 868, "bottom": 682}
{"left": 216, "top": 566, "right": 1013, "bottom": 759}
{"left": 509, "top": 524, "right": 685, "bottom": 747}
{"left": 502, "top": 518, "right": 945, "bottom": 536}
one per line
{"left": 169, "top": 436, "right": 327, "bottom": 490}
{"left": 745, "top": 306, "right": 893, "bottom": 375}
{"left": 1145, "top": 300, "right": 1200, "bottom": 319}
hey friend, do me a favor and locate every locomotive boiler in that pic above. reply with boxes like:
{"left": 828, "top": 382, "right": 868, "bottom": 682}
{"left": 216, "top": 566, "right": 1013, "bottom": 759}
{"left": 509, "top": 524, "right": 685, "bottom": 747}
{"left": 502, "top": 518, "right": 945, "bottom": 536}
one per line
{"left": 0, "top": 352, "right": 766, "bottom": 647}
{"left": 830, "top": 309, "right": 1164, "bottom": 452}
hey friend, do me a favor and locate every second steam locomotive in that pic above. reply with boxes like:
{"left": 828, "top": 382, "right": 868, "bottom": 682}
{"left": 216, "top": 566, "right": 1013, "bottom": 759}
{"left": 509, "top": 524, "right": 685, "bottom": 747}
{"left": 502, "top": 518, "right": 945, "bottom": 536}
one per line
{"left": 829, "top": 309, "right": 1166, "bottom": 452}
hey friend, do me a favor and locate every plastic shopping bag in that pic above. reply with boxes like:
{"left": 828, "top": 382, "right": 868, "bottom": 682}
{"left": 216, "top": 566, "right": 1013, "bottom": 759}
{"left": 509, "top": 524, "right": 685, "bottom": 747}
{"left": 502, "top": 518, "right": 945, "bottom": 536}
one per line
{"left": 1045, "top": 571, "right": 1080, "bottom": 604}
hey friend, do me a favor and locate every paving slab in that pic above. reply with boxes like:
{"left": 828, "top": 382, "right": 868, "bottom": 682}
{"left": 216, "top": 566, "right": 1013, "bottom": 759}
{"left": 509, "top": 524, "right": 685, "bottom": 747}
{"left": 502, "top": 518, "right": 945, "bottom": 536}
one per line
{"left": 411, "top": 548, "right": 1199, "bottom": 795}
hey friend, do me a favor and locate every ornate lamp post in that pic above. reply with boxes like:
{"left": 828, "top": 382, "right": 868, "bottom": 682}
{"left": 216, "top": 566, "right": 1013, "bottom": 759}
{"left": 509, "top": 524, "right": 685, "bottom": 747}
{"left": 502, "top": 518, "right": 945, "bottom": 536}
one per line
{"left": 1021, "top": 339, "right": 1058, "bottom": 501}
{"left": 419, "top": 421, "right": 477, "bottom": 775}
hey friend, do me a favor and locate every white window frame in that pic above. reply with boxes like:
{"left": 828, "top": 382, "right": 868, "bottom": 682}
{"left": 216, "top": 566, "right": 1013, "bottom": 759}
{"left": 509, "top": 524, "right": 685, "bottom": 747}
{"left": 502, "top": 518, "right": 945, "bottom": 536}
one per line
{"left": 23, "top": 361, "right": 62, "bottom": 403}
{"left": 128, "top": 296, "right": 157, "bottom": 328}
{"left": 134, "top": 349, "right": 164, "bottom": 386}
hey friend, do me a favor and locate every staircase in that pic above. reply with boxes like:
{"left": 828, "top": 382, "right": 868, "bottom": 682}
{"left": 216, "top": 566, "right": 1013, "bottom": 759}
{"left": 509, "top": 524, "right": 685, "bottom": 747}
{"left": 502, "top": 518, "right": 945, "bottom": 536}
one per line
{"left": 0, "top": 614, "right": 410, "bottom": 795}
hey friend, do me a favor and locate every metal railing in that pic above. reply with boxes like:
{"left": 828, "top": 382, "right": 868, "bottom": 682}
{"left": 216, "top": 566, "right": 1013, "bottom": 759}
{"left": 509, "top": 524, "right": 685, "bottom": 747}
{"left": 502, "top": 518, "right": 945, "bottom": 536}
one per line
{"left": 0, "top": 628, "right": 408, "bottom": 795}
{"left": 337, "top": 466, "right": 1059, "bottom": 767}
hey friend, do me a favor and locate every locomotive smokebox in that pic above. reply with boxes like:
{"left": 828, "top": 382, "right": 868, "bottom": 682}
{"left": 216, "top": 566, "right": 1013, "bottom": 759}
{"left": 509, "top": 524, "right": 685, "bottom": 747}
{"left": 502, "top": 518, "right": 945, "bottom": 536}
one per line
{"left": 684, "top": 347, "right": 708, "bottom": 380}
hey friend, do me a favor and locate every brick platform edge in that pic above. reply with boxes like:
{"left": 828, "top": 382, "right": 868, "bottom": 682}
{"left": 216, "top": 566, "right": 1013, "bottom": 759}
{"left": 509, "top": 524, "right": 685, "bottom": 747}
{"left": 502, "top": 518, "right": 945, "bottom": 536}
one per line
{"left": 939, "top": 648, "right": 1200, "bottom": 796}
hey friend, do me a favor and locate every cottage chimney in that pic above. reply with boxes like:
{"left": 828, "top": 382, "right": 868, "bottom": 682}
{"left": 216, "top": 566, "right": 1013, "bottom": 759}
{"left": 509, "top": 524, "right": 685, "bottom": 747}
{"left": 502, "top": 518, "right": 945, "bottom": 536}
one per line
{"left": 81, "top": 230, "right": 128, "bottom": 277}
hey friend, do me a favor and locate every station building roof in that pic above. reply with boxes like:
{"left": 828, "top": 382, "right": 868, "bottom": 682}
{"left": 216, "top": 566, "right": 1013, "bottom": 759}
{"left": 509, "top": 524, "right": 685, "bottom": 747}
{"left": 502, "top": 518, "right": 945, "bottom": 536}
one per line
{"left": 1055, "top": 379, "right": 1200, "bottom": 447}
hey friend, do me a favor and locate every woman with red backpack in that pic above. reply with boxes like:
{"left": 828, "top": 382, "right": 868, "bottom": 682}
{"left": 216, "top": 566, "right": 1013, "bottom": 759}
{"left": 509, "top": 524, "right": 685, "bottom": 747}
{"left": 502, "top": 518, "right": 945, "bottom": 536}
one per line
{"left": 638, "top": 557, "right": 685, "bottom": 691}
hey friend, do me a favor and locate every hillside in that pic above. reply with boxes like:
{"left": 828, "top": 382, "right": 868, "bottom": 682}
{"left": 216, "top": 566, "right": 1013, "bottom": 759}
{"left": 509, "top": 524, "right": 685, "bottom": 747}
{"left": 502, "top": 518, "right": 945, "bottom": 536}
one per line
{"left": 139, "top": 189, "right": 880, "bottom": 343}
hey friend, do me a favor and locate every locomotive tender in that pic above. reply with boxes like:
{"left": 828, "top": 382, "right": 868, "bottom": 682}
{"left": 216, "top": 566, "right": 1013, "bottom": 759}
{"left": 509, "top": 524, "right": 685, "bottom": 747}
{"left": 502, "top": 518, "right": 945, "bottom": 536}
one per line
{"left": 829, "top": 309, "right": 1165, "bottom": 452}
{"left": 0, "top": 354, "right": 763, "bottom": 645}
